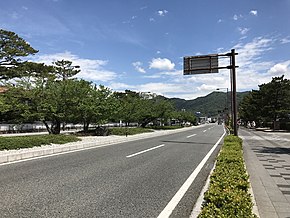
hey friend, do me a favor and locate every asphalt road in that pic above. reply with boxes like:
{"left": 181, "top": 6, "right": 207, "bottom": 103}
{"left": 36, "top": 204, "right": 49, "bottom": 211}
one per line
{"left": 0, "top": 124, "right": 225, "bottom": 218}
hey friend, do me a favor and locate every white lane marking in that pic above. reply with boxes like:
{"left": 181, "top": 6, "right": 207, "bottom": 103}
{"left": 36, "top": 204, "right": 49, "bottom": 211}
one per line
{"left": 186, "top": 134, "right": 197, "bottom": 138}
{"left": 157, "top": 129, "right": 226, "bottom": 218}
{"left": 203, "top": 130, "right": 207, "bottom": 132}
{"left": 126, "top": 144, "right": 165, "bottom": 158}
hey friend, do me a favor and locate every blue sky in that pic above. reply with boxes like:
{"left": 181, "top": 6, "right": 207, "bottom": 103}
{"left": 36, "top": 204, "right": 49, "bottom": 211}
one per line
{"left": 1, "top": 0, "right": 290, "bottom": 99}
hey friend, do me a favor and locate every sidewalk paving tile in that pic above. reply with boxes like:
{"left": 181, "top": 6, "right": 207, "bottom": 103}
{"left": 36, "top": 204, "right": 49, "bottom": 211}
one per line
{"left": 240, "top": 128, "right": 290, "bottom": 218}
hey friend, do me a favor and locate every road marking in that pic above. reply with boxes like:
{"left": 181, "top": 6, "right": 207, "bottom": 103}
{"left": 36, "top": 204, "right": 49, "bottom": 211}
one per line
{"left": 186, "top": 134, "right": 196, "bottom": 138}
{"left": 126, "top": 144, "right": 165, "bottom": 158}
{"left": 157, "top": 129, "right": 226, "bottom": 218}
{"left": 203, "top": 130, "right": 207, "bottom": 132}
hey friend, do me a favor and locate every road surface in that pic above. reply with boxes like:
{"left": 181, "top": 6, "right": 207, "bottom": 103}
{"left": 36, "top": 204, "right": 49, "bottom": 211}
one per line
{"left": 0, "top": 124, "right": 225, "bottom": 217}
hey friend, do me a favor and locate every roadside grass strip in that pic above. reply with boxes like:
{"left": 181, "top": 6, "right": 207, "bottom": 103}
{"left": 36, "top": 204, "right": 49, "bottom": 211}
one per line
{"left": 0, "top": 135, "right": 81, "bottom": 151}
{"left": 109, "top": 127, "right": 154, "bottom": 135}
{"left": 198, "top": 135, "right": 257, "bottom": 218}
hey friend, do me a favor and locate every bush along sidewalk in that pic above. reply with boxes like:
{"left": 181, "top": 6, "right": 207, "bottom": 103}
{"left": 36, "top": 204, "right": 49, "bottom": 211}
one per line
{"left": 198, "top": 135, "right": 257, "bottom": 218}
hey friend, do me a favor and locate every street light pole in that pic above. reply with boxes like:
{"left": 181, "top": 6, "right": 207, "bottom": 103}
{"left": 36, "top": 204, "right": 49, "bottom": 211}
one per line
{"left": 216, "top": 87, "right": 229, "bottom": 125}
{"left": 216, "top": 88, "right": 229, "bottom": 112}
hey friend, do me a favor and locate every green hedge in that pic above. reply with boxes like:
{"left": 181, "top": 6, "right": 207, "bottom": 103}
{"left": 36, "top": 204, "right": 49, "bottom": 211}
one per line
{"left": 109, "top": 127, "right": 153, "bottom": 136}
{"left": 0, "top": 134, "right": 81, "bottom": 151}
{"left": 148, "top": 125, "right": 184, "bottom": 130}
{"left": 198, "top": 135, "right": 257, "bottom": 218}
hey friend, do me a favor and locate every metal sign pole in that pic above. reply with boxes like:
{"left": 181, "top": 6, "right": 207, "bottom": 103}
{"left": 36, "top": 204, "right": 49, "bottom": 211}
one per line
{"left": 183, "top": 50, "right": 238, "bottom": 136}
{"left": 231, "top": 49, "right": 238, "bottom": 136}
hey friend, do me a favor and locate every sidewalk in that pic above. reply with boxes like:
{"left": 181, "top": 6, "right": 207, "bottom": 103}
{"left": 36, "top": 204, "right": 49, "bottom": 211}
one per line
{"left": 240, "top": 128, "right": 290, "bottom": 218}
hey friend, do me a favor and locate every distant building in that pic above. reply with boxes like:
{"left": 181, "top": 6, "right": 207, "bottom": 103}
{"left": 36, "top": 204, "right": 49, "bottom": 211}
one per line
{"left": 139, "top": 92, "right": 157, "bottom": 99}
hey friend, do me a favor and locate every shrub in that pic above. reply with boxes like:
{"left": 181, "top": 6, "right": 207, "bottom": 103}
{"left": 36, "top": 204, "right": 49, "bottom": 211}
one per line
{"left": 109, "top": 127, "right": 153, "bottom": 136}
{"left": 0, "top": 135, "right": 81, "bottom": 151}
{"left": 198, "top": 135, "right": 257, "bottom": 218}
{"left": 148, "top": 125, "right": 184, "bottom": 130}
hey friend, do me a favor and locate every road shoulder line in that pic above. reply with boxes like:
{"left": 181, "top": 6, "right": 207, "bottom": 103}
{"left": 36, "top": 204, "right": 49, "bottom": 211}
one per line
{"left": 157, "top": 129, "right": 226, "bottom": 218}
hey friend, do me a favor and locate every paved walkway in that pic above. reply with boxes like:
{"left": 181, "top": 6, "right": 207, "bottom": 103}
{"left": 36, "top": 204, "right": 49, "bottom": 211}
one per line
{"left": 240, "top": 128, "right": 290, "bottom": 218}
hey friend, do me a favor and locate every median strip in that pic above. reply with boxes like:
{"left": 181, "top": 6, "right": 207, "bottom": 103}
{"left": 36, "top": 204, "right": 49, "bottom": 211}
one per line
{"left": 126, "top": 144, "right": 165, "bottom": 158}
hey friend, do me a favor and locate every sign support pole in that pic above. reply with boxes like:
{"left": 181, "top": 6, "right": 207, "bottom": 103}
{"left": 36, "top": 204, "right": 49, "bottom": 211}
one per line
{"left": 230, "top": 49, "right": 238, "bottom": 136}
{"left": 183, "top": 50, "right": 239, "bottom": 136}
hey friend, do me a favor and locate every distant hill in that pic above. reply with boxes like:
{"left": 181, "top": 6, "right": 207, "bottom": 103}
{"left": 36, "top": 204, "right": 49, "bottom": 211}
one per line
{"left": 166, "top": 91, "right": 249, "bottom": 117}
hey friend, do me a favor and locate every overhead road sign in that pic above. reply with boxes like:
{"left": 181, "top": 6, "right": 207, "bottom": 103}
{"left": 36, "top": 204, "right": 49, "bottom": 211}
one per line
{"left": 183, "top": 54, "right": 219, "bottom": 75}
{"left": 183, "top": 49, "right": 239, "bottom": 136}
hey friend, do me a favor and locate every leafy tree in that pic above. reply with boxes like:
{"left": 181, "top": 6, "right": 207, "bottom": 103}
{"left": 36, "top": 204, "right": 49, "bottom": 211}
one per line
{"left": 137, "top": 97, "right": 174, "bottom": 127}
{"left": 71, "top": 82, "right": 115, "bottom": 132}
{"left": 259, "top": 75, "right": 290, "bottom": 121}
{"left": 114, "top": 90, "right": 142, "bottom": 126}
{"left": 239, "top": 75, "right": 290, "bottom": 128}
{"left": 0, "top": 84, "right": 36, "bottom": 124}
{"left": 0, "top": 29, "right": 38, "bottom": 81}
{"left": 175, "top": 110, "right": 196, "bottom": 125}
{"left": 53, "top": 60, "right": 80, "bottom": 81}
{"left": 32, "top": 60, "right": 81, "bottom": 134}
{"left": 239, "top": 90, "right": 261, "bottom": 123}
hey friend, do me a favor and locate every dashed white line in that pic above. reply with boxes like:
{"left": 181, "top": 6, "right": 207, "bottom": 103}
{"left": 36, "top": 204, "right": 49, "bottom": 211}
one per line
{"left": 203, "top": 130, "right": 207, "bottom": 132}
{"left": 126, "top": 144, "right": 165, "bottom": 158}
{"left": 186, "top": 134, "right": 197, "bottom": 138}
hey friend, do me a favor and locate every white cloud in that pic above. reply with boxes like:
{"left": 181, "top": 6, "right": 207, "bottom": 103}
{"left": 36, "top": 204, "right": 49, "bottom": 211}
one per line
{"left": 233, "top": 14, "right": 243, "bottom": 21}
{"left": 30, "top": 38, "right": 290, "bottom": 101}
{"left": 281, "top": 37, "right": 290, "bottom": 44}
{"left": 231, "top": 37, "right": 290, "bottom": 90}
{"left": 143, "top": 74, "right": 162, "bottom": 79}
{"left": 132, "top": 61, "right": 146, "bottom": 73}
{"left": 149, "top": 18, "right": 155, "bottom": 22}
{"left": 158, "top": 10, "right": 168, "bottom": 16}
{"left": 31, "top": 51, "right": 117, "bottom": 82}
{"left": 238, "top": 27, "right": 250, "bottom": 35}
{"left": 109, "top": 82, "right": 135, "bottom": 91}
{"left": 110, "top": 36, "right": 289, "bottom": 100}
{"left": 267, "top": 61, "right": 290, "bottom": 77}
{"left": 149, "top": 58, "right": 175, "bottom": 71}
{"left": 250, "top": 10, "right": 258, "bottom": 16}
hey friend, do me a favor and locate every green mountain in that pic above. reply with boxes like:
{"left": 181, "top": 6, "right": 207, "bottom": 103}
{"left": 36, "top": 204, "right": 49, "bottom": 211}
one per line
{"left": 167, "top": 91, "right": 249, "bottom": 117}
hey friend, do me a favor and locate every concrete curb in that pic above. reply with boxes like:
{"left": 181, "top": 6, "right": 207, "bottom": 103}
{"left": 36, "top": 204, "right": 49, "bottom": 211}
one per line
{"left": 0, "top": 126, "right": 201, "bottom": 165}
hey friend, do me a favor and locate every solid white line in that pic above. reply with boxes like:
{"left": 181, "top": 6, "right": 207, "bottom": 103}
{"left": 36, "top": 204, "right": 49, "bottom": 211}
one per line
{"left": 186, "top": 134, "right": 197, "bottom": 138}
{"left": 157, "top": 130, "right": 226, "bottom": 218}
{"left": 126, "top": 144, "right": 165, "bottom": 158}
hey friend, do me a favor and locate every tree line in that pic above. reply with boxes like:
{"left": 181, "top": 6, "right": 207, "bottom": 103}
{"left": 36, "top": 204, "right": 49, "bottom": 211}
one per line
{"left": 239, "top": 75, "right": 290, "bottom": 130}
{"left": 0, "top": 29, "right": 196, "bottom": 134}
